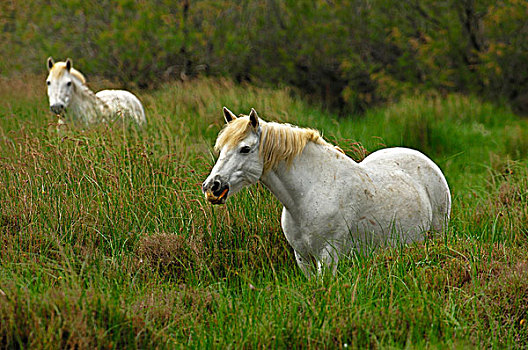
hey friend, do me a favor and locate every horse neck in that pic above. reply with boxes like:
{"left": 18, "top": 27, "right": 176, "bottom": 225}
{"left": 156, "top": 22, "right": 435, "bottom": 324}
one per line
{"left": 69, "top": 80, "right": 109, "bottom": 122}
{"left": 260, "top": 142, "right": 360, "bottom": 214}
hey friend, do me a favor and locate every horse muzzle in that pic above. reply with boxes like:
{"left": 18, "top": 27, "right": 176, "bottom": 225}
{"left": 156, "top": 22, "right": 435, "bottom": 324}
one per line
{"left": 50, "top": 103, "right": 65, "bottom": 115}
{"left": 202, "top": 178, "right": 229, "bottom": 205}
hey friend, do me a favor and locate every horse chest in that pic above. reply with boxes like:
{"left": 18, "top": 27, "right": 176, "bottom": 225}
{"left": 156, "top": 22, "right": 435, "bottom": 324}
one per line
{"left": 280, "top": 201, "right": 352, "bottom": 255}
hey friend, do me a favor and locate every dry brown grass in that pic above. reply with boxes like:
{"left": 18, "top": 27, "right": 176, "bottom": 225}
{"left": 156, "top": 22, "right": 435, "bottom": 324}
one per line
{"left": 137, "top": 233, "right": 204, "bottom": 279}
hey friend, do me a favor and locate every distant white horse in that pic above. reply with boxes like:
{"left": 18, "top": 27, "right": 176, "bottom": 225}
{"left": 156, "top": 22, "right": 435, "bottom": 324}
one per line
{"left": 202, "top": 107, "right": 451, "bottom": 277}
{"left": 46, "top": 57, "right": 146, "bottom": 125}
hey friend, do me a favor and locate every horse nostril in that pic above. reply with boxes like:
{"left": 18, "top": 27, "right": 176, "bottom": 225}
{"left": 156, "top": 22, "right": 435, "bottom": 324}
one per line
{"left": 211, "top": 180, "right": 221, "bottom": 193}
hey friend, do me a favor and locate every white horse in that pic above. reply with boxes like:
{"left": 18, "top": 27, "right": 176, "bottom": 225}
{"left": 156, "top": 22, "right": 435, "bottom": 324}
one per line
{"left": 46, "top": 57, "right": 146, "bottom": 125}
{"left": 202, "top": 107, "right": 451, "bottom": 277}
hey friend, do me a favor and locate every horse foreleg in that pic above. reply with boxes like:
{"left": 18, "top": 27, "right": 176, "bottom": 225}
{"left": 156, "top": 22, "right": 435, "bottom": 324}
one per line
{"left": 316, "top": 245, "right": 339, "bottom": 276}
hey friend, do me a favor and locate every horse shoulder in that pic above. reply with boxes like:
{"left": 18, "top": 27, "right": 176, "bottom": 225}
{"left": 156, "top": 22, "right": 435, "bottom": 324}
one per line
{"left": 278, "top": 147, "right": 371, "bottom": 254}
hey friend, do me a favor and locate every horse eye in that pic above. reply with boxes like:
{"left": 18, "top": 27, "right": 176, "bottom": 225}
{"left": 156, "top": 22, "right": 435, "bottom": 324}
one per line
{"left": 46, "top": 81, "right": 50, "bottom": 86}
{"left": 240, "top": 146, "right": 251, "bottom": 154}
{"left": 66, "top": 81, "right": 72, "bottom": 87}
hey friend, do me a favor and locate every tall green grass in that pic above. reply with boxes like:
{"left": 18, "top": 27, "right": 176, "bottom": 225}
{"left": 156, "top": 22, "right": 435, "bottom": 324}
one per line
{"left": 0, "top": 76, "right": 527, "bottom": 348}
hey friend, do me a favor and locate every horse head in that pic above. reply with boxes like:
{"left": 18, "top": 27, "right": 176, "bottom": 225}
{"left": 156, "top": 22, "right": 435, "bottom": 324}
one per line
{"left": 45, "top": 57, "right": 84, "bottom": 115}
{"left": 202, "top": 107, "right": 264, "bottom": 205}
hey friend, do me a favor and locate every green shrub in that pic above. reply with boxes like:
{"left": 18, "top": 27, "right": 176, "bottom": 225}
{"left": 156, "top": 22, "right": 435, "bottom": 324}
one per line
{"left": 2, "top": 0, "right": 528, "bottom": 113}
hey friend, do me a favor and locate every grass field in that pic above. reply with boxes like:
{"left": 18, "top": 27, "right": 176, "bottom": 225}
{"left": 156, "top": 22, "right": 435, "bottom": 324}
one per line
{"left": 0, "top": 76, "right": 527, "bottom": 348}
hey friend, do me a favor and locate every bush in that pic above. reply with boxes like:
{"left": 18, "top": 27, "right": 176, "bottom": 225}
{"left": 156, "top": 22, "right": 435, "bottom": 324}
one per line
{"left": 2, "top": 0, "right": 527, "bottom": 113}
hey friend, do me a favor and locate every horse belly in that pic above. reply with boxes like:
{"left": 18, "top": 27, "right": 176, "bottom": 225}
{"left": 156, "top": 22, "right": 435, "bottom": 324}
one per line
{"left": 365, "top": 182, "right": 431, "bottom": 234}
{"left": 352, "top": 169, "right": 435, "bottom": 249}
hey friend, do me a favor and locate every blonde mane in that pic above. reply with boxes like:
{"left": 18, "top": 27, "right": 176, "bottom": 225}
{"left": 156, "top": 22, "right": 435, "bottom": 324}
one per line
{"left": 215, "top": 116, "right": 332, "bottom": 173}
{"left": 49, "top": 62, "right": 86, "bottom": 84}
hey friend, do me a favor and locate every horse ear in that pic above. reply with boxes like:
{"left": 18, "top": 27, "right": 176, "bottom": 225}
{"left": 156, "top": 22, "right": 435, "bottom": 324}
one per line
{"left": 65, "top": 58, "right": 72, "bottom": 72}
{"left": 223, "top": 106, "right": 237, "bottom": 123}
{"left": 47, "top": 57, "right": 54, "bottom": 71}
{"left": 249, "top": 108, "right": 259, "bottom": 129}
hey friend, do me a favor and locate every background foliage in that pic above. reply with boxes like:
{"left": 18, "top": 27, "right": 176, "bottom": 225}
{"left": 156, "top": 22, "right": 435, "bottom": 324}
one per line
{"left": 1, "top": 0, "right": 528, "bottom": 113}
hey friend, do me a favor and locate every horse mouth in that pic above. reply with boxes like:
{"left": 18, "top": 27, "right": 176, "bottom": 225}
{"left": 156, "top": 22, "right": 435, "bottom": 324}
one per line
{"left": 205, "top": 187, "right": 229, "bottom": 205}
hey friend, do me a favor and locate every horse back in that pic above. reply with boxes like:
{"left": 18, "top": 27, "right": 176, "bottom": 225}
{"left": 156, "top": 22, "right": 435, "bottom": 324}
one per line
{"left": 96, "top": 89, "right": 146, "bottom": 124}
